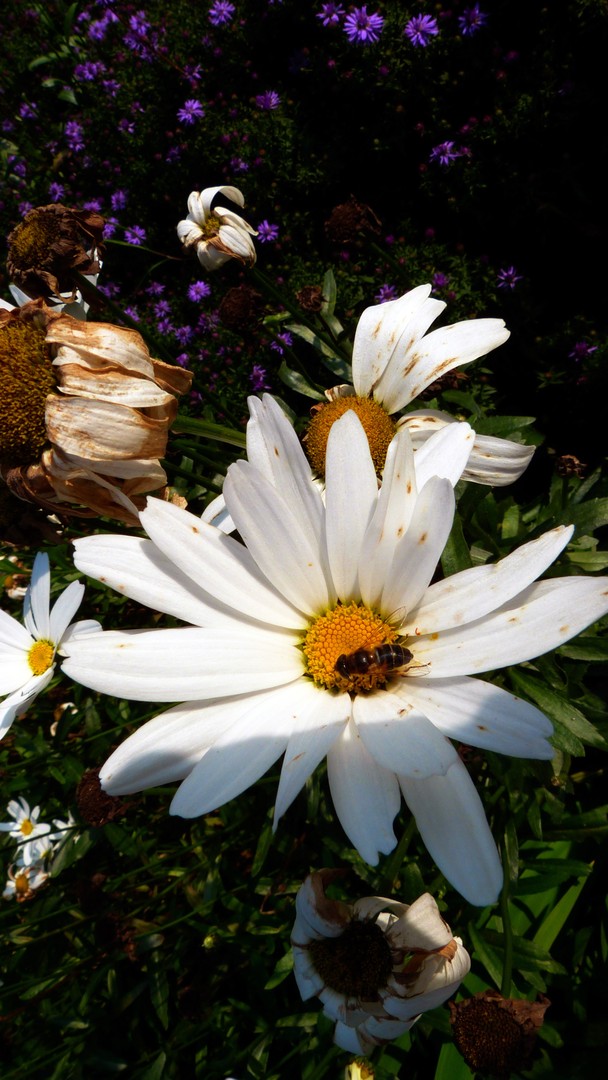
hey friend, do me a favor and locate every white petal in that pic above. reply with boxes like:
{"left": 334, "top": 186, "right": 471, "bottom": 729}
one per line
{"left": 412, "top": 421, "right": 475, "bottom": 489}
{"left": 324, "top": 411, "right": 378, "bottom": 602}
{"left": 399, "top": 761, "right": 503, "bottom": 905}
{"left": 291, "top": 945, "right": 325, "bottom": 999}
{"left": 49, "top": 581, "right": 84, "bottom": 643}
{"left": 414, "top": 576, "right": 608, "bottom": 677}
{"left": 327, "top": 717, "right": 401, "bottom": 864}
{"left": 383, "top": 949, "right": 469, "bottom": 1021}
{"left": 358, "top": 427, "right": 418, "bottom": 610}
{"left": 169, "top": 681, "right": 304, "bottom": 817}
{"left": 381, "top": 476, "right": 454, "bottom": 618}
{"left": 61, "top": 627, "right": 303, "bottom": 701}
{"left": 354, "top": 691, "right": 459, "bottom": 778}
{"left": 224, "top": 462, "right": 334, "bottom": 615}
{"left": 0, "top": 607, "right": 32, "bottom": 652}
{"left": 333, "top": 1022, "right": 366, "bottom": 1054}
{"left": 200, "top": 492, "right": 234, "bottom": 533}
{"left": 0, "top": 671, "right": 54, "bottom": 740}
{"left": 399, "top": 676, "right": 554, "bottom": 758}
{"left": 351, "top": 284, "right": 438, "bottom": 398}
{"left": 376, "top": 318, "right": 510, "bottom": 415}
{"left": 462, "top": 434, "right": 535, "bottom": 486}
{"left": 0, "top": 647, "right": 32, "bottom": 695}
{"left": 385, "top": 892, "right": 452, "bottom": 951}
{"left": 140, "top": 498, "right": 306, "bottom": 629}
{"left": 274, "top": 686, "right": 350, "bottom": 825}
{"left": 24, "top": 553, "right": 51, "bottom": 639}
{"left": 405, "top": 525, "right": 574, "bottom": 635}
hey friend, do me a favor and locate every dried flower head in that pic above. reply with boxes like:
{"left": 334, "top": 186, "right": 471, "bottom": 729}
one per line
{"left": 7, "top": 203, "right": 105, "bottom": 304}
{"left": 218, "top": 284, "right": 264, "bottom": 332}
{"left": 76, "top": 768, "right": 126, "bottom": 826}
{"left": 450, "top": 989, "right": 550, "bottom": 1078}
{"left": 325, "top": 196, "right": 381, "bottom": 245}
{"left": 177, "top": 185, "right": 257, "bottom": 271}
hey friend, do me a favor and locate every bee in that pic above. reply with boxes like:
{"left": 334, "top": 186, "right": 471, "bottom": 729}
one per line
{"left": 335, "top": 643, "right": 414, "bottom": 679}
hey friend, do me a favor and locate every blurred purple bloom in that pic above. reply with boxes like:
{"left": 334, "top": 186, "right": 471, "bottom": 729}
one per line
{"left": 123, "top": 306, "right": 140, "bottom": 322}
{"left": 118, "top": 119, "right": 135, "bottom": 135}
{"left": 257, "top": 220, "right": 279, "bottom": 243}
{"left": 250, "top": 364, "right": 272, "bottom": 391}
{"left": 19, "top": 102, "right": 38, "bottom": 119}
{"left": 83, "top": 199, "right": 103, "bottom": 212}
{"left": 497, "top": 266, "right": 523, "bottom": 289}
{"left": 432, "top": 272, "right": 450, "bottom": 290}
{"left": 146, "top": 282, "right": 165, "bottom": 297}
{"left": 430, "top": 140, "right": 462, "bottom": 165}
{"left": 48, "top": 182, "right": 66, "bottom": 202}
{"left": 111, "top": 189, "right": 128, "bottom": 211}
{"left": 230, "top": 156, "right": 249, "bottom": 172}
{"left": 177, "top": 99, "right": 205, "bottom": 124}
{"left": 175, "top": 326, "right": 194, "bottom": 346}
{"left": 154, "top": 300, "right": 172, "bottom": 317}
{"left": 255, "top": 91, "right": 281, "bottom": 110}
{"left": 209, "top": 0, "right": 235, "bottom": 24}
{"left": 188, "top": 281, "right": 212, "bottom": 301}
{"left": 374, "top": 283, "right": 398, "bottom": 304}
{"left": 74, "top": 61, "right": 106, "bottom": 81}
{"left": 404, "top": 13, "right": 439, "bottom": 46}
{"left": 458, "top": 5, "right": 488, "bottom": 36}
{"left": 102, "top": 79, "right": 121, "bottom": 97}
{"left": 317, "top": 3, "right": 345, "bottom": 25}
{"left": 270, "top": 331, "right": 293, "bottom": 355}
{"left": 344, "top": 6, "right": 384, "bottom": 44}
{"left": 124, "top": 225, "right": 146, "bottom": 245}
{"left": 65, "top": 120, "right": 85, "bottom": 151}
{"left": 569, "top": 341, "right": 598, "bottom": 362}
{"left": 103, "top": 217, "right": 119, "bottom": 238}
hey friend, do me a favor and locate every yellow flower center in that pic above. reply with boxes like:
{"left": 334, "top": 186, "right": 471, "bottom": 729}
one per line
{"left": 0, "top": 320, "right": 56, "bottom": 465}
{"left": 302, "top": 603, "right": 399, "bottom": 692}
{"left": 19, "top": 818, "right": 34, "bottom": 836}
{"left": 15, "top": 871, "right": 31, "bottom": 898}
{"left": 304, "top": 395, "right": 396, "bottom": 479}
{"left": 28, "top": 638, "right": 55, "bottom": 676}
{"left": 8, "top": 213, "right": 62, "bottom": 269}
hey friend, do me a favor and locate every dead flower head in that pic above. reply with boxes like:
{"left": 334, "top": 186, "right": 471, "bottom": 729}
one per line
{"left": 7, "top": 203, "right": 105, "bottom": 305}
{"left": 292, "top": 869, "right": 470, "bottom": 1055}
{"left": 449, "top": 988, "right": 550, "bottom": 1078}
{"left": 177, "top": 185, "right": 257, "bottom": 271}
{"left": 0, "top": 299, "right": 192, "bottom": 526}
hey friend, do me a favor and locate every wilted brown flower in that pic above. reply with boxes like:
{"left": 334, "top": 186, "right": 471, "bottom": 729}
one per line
{"left": 555, "top": 453, "right": 586, "bottom": 478}
{"left": 296, "top": 284, "right": 325, "bottom": 313}
{"left": 449, "top": 989, "right": 550, "bottom": 1078}
{"left": 7, "top": 204, "right": 105, "bottom": 304}
{"left": 218, "top": 284, "right": 264, "bottom": 332}
{"left": 76, "top": 768, "right": 127, "bottom": 827}
{"left": 0, "top": 299, "right": 192, "bottom": 526}
{"left": 325, "top": 196, "right": 381, "bottom": 245}
{"left": 177, "top": 185, "right": 257, "bottom": 270}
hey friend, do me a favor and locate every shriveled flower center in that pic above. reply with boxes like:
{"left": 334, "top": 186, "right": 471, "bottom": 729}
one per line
{"left": 8, "top": 213, "right": 62, "bottom": 269}
{"left": 28, "top": 639, "right": 55, "bottom": 676}
{"left": 304, "top": 396, "right": 396, "bottom": 479}
{"left": 15, "top": 871, "right": 31, "bottom": 898}
{"left": 0, "top": 321, "right": 56, "bottom": 465}
{"left": 200, "top": 214, "right": 223, "bottom": 240}
{"left": 303, "top": 603, "right": 398, "bottom": 692}
{"left": 309, "top": 919, "right": 393, "bottom": 999}
{"left": 19, "top": 818, "right": 34, "bottom": 837}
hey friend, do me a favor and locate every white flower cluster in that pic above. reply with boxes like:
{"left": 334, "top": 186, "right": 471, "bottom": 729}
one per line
{"left": 0, "top": 796, "right": 75, "bottom": 901}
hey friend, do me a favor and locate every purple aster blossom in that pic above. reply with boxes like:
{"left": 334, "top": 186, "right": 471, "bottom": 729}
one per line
{"left": 374, "top": 283, "right": 398, "bottom": 304}
{"left": 48, "top": 181, "right": 66, "bottom": 202}
{"left": 249, "top": 363, "right": 272, "bottom": 391}
{"left": 429, "top": 140, "right": 462, "bottom": 165}
{"left": 188, "top": 281, "right": 212, "bottom": 301}
{"left": 103, "top": 216, "right": 119, "bottom": 238}
{"left": 458, "top": 5, "right": 488, "bottom": 36}
{"left": 568, "top": 341, "right": 598, "bottom": 362}
{"left": 74, "top": 61, "right": 106, "bottom": 81}
{"left": 2, "top": 119, "right": 15, "bottom": 133}
{"left": 98, "top": 281, "right": 121, "bottom": 299}
{"left": 177, "top": 99, "right": 205, "bottom": 124}
{"left": 175, "top": 326, "right": 194, "bottom": 345}
{"left": 156, "top": 317, "right": 175, "bottom": 335}
{"left": 255, "top": 91, "right": 281, "bottom": 110}
{"left": 270, "top": 331, "right": 293, "bottom": 354}
{"left": 317, "top": 3, "right": 345, "bottom": 26}
{"left": 404, "top": 13, "right": 439, "bottom": 46}
{"left": 146, "top": 282, "right": 165, "bottom": 297}
{"left": 65, "top": 120, "right": 85, "bottom": 151}
{"left": 175, "top": 353, "right": 191, "bottom": 368}
{"left": 118, "top": 118, "right": 135, "bottom": 135}
{"left": 432, "top": 272, "right": 450, "bottom": 291}
{"left": 102, "top": 79, "right": 121, "bottom": 97}
{"left": 154, "top": 299, "right": 172, "bottom": 317}
{"left": 19, "top": 102, "right": 38, "bottom": 119}
{"left": 230, "top": 156, "right": 249, "bottom": 173}
{"left": 111, "top": 189, "right": 128, "bottom": 211}
{"left": 497, "top": 266, "right": 523, "bottom": 289}
{"left": 257, "top": 220, "right": 279, "bottom": 243}
{"left": 18, "top": 201, "right": 34, "bottom": 216}
{"left": 123, "top": 305, "right": 140, "bottom": 321}
{"left": 83, "top": 198, "right": 103, "bottom": 212}
{"left": 124, "top": 225, "right": 146, "bottom": 245}
{"left": 209, "top": 0, "right": 235, "bottom": 24}
{"left": 343, "top": 6, "right": 384, "bottom": 44}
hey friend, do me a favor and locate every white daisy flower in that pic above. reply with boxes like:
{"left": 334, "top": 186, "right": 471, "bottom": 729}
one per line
{"left": 303, "top": 283, "right": 534, "bottom": 487}
{"left": 0, "top": 797, "right": 51, "bottom": 865}
{"left": 2, "top": 862, "right": 49, "bottom": 901}
{"left": 292, "top": 869, "right": 470, "bottom": 1054}
{"left": 62, "top": 397, "right": 608, "bottom": 905}
{"left": 177, "top": 185, "right": 257, "bottom": 271}
{"left": 0, "top": 552, "right": 101, "bottom": 740}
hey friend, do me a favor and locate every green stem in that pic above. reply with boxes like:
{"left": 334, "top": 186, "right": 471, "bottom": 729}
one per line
{"left": 499, "top": 844, "right": 514, "bottom": 998}
{"left": 171, "top": 414, "right": 246, "bottom": 449}
{"left": 377, "top": 818, "right": 417, "bottom": 894}
{"left": 251, "top": 267, "right": 351, "bottom": 363}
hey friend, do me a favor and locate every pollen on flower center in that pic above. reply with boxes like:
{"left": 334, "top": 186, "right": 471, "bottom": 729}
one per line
{"left": 8, "top": 213, "right": 62, "bottom": 268}
{"left": 28, "top": 639, "right": 55, "bottom": 677}
{"left": 309, "top": 920, "right": 393, "bottom": 999}
{"left": 304, "top": 395, "right": 396, "bottom": 479}
{"left": 302, "top": 603, "right": 397, "bottom": 692}
{"left": 19, "top": 818, "right": 34, "bottom": 836}
{"left": 0, "top": 319, "right": 56, "bottom": 465}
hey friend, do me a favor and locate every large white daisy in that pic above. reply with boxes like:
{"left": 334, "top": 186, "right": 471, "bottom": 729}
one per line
{"left": 0, "top": 552, "right": 100, "bottom": 739}
{"left": 61, "top": 396, "right": 608, "bottom": 905}
{"left": 304, "top": 283, "right": 534, "bottom": 487}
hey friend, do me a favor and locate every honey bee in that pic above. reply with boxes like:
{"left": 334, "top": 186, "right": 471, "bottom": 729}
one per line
{"left": 335, "top": 643, "right": 414, "bottom": 679}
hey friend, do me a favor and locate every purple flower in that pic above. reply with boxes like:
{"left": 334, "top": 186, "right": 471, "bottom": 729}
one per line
{"left": 429, "top": 140, "right": 462, "bottom": 165}
{"left": 404, "top": 13, "right": 439, "bottom": 46}
{"left": 19, "top": 102, "right": 38, "bottom": 119}
{"left": 458, "top": 5, "right": 488, "bottom": 36}
{"left": 344, "top": 6, "right": 384, "bottom": 43}
{"left": 432, "top": 272, "right": 450, "bottom": 291}
{"left": 83, "top": 198, "right": 103, "bottom": 212}
{"left": 249, "top": 363, "right": 272, "bottom": 391}
{"left": 118, "top": 118, "right": 135, "bottom": 135}
{"left": 124, "top": 225, "right": 146, "bottom": 245}
{"left": 177, "top": 99, "right": 205, "bottom": 124}
{"left": 123, "top": 305, "right": 140, "bottom": 322}
{"left": 374, "top": 283, "right": 398, "bottom": 304}
{"left": 497, "top": 266, "right": 523, "bottom": 289}
{"left": 255, "top": 91, "right": 281, "bottom": 110}
{"left": 317, "top": 3, "right": 345, "bottom": 25}
{"left": 270, "top": 331, "right": 293, "bottom": 355}
{"left": 188, "top": 281, "right": 212, "bottom": 301}
{"left": 175, "top": 326, "right": 194, "bottom": 345}
{"left": 48, "top": 181, "right": 66, "bottom": 202}
{"left": 146, "top": 282, "right": 165, "bottom": 297}
{"left": 209, "top": 0, "right": 235, "bottom": 24}
{"left": 102, "top": 79, "right": 121, "bottom": 97}
{"left": 74, "top": 61, "right": 106, "bottom": 81}
{"left": 568, "top": 341, "right": 598, "bottom": 362}
{"left": 65, "top": 120, "right": 85, "bottom": 152}
{"left": 257, "top": 220, "right": 279, "bottom": 243}
{"left": 111, "top": 189, "right": 128, "bottom": 211}
{"left": 154, "top": 300, "right": 172, "bottom": 317}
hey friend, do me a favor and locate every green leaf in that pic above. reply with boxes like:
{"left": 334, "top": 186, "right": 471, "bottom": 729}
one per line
{"left": 509, "top": 669, "right": 608, "bottom": 752}
{"left": 147, "top": 950, "right": 169, "bottom": 1031}
{"left": 277, "top": 361, "right": 326, "bottom": 401}
{"left": 441, "top": 512, "right": 473, "bottom": 576}
{"left": 533, "top": 875, "right": 589, "bottom": 951}
{"left": 474, "top": 415, "right": 536, "bottom": 437}
{"left": 434, "top": 1040, "right": 474, "bottom": 1080}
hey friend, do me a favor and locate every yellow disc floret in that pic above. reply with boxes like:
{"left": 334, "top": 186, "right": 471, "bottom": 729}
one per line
{"left": 0, "top": 319, "right": 56, "bottom": 465}
{"left": 27, "top": 638, "right": 55, "bottom": 677}
{"left": 8, "top": 213, "right": 62, "bottom": 269}
{"left": 19, "top": 818, "right": 34, "bottom": 837}
{"left": 302, "top": 603, "right": 398, "bottom": 692}
{"left": 304, "top": 395, "right": 396, "bottom": 479}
